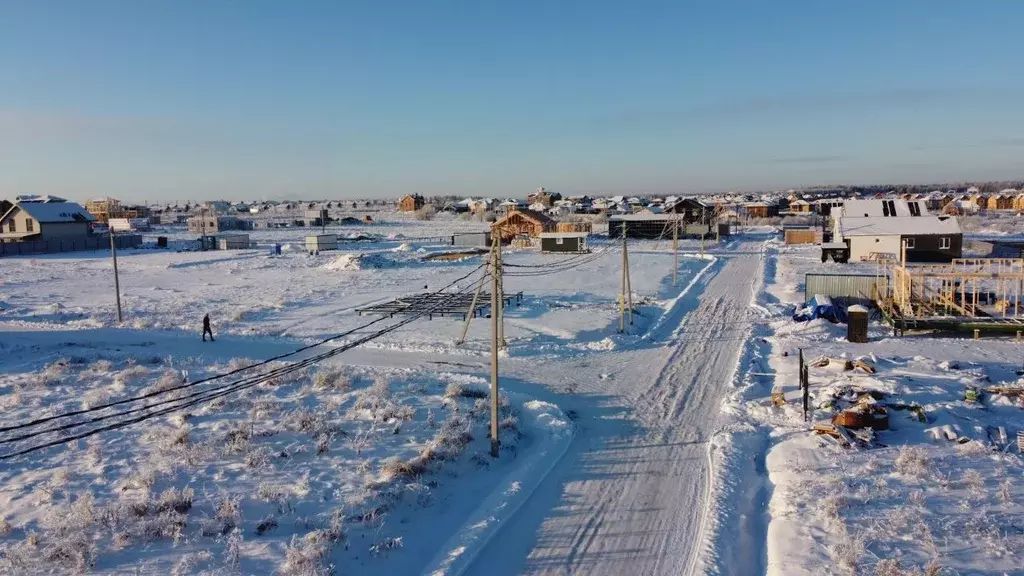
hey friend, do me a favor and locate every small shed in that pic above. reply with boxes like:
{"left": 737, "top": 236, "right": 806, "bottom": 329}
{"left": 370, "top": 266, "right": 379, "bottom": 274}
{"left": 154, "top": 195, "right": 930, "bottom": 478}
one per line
{"left": 539, "top": 232, "right": 588, "bottom": 254}
{"left": 306, "top": 234, "right": 338, "bottom": 252}
{"left": 784, "top": 226, "right": 819, "bottom": 245}
{"left": 452, "top": 232, "right": 492, "bottom": 248}
{"left": 847, "top": 305, "right": 869, "bottom": 343}
{"left": 217, "top": 234, "right": 250, "bottom": 250}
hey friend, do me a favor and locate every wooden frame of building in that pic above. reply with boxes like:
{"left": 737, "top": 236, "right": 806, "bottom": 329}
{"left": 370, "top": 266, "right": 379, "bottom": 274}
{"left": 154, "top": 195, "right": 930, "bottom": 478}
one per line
{"left": 491, "top": 209, "right": 555, "bottom": 241}
{"left": 886, "top": 258, "right": 1024, "bottom": 322}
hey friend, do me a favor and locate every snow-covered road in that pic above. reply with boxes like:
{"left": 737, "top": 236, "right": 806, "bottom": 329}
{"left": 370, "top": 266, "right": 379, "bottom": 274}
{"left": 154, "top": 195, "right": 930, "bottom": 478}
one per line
{"left": 469, "top": 244, "right": 763, "bottom": 576}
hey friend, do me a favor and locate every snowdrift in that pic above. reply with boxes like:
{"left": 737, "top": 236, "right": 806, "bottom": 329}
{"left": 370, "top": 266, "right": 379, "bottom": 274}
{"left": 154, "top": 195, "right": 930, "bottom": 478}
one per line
{"left": 322, "top": 252, "right": 396, "bottom": 271}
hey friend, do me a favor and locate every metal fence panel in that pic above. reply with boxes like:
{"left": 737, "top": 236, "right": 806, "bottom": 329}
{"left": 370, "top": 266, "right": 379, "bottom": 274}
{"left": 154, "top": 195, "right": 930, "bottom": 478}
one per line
{"left": 0, "top": 234, "right": 142, "bottom": 257}
{"left": 805, "top": 273, "right": 888, "bottom": 304}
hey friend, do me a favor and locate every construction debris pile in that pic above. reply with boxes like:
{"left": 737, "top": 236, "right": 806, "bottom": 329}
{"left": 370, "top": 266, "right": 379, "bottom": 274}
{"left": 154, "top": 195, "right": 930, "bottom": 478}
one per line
{"left": 778, "top": 352, "right": 1024, "bottom": 452}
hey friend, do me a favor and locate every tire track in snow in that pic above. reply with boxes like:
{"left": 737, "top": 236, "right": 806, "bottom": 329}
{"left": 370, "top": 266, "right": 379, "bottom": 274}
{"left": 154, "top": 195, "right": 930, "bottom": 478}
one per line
{"left": 467, "top": 245, "right": 761, "bottom": 576}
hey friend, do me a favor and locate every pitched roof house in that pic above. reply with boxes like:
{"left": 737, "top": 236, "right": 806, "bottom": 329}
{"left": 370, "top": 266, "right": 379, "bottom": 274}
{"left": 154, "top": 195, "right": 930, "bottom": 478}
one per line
{"left": 0, "top": 200, "right": 96, "bottom": 242}
{"left": 491, "top": 209, "right": 555, "bottom": 241}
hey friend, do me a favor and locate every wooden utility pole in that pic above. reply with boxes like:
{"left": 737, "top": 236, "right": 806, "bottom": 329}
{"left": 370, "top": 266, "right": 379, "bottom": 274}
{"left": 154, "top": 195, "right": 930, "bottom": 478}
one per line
{"left": 699, "top": 208, "right": 705, "bottom": 259}
{"left": 110, "top": 230, "right": 123, "bottom": 323}
{"left": 672, "top": 213, "right": 679, "bottom": 287}
{"left": 489, "top": 241, "right": 501, "bottom": 457}
{"left": 625, "top": 241, "right": 633, "bottom": 326}
{"left": 620, "top": 223, "right": 628, "bottom": 332}
{"left": 456, "top": 260, "right": 489, "bottom": 345}
{"left": 619, "top": 223, "right": 634, "bottom": 330}
{"left": 496, "top": 245, "right": 506, "bottom": 349}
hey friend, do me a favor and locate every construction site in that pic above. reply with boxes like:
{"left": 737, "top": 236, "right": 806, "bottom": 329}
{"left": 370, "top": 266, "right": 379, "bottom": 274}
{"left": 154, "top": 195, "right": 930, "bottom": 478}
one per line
{"left": 878, "top": 257, "right": 1024, "bottom": 334}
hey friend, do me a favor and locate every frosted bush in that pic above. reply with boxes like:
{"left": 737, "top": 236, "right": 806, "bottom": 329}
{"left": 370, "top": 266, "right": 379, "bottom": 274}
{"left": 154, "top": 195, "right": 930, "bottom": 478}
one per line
{"left": 279, "top": 530, "right": 334, "bottom": 576}
{"left": 829, "top": 528, "right": 865, "bottom": 576}
{"left": 894, "top": 446, "right": 929, "bottom": 478}
{"left": 155, "top": 487, "right": 193, "bottom": 514}
{"left": 962, "top": 469, "right": 984, "bottom": 491}
{"left": 313, "top": 369, "right": 350, "bottom": 391}
{"left": 142, "top": 369, "right": 183, "bottom": 396}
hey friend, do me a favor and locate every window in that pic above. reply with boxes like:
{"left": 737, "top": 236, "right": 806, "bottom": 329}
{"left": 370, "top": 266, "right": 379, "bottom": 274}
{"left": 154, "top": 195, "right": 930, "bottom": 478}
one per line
{"left": 882, "top": 202, "right": 890, "bottom": 217}
{"left": 25, "top": 218, "right": 33, "bottom": 232}
{"left": 940, "top": 237, "right": 951, "bottom": 250}
{"left": 6, "top": 220, "right": 13, "bottom": 233}
{"left": 904, "top": 237, "right": 915, "bottom": 249}
{"left": 908, "top": 202, "right": 921, "bottom": 217}
{"left": 875, "top": 238, "right": 880, "bottom": 243}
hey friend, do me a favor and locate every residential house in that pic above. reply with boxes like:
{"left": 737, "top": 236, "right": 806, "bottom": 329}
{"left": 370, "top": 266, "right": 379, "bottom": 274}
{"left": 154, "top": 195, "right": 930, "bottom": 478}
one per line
{"left": 665, "top": 198, "right": 711, "bottom": 223}
{"left": 527, "top": 187, "right": 561, "bottom": 208}
{"left": 187, "top": 215, "right": 253, "bottom": 234}
{"left": 833, "top": 199, "right": 962, "bottom": 263}
{"left": 397, "top": 194, "right": 425, "bottom": 212}
{"left": 608, "top": 214, "right": 709, "bottom": 239}
{"left": 498, "top": 199, "right": 525, "bottom": 214}
{"left": 1, "top": 200, "right": 96, "bottom": 243}
{"left": 491, "top": 209, "right": 555, "bottom": 241}
{"left": 743, "top": 202, "right": 773, "bottom": 218}
{"left": 813, "top": 198, "right": 844, "bottom": 216}
{"left": 994, "top": 190, "right": 1018, "bottom": 210}
{"left": 790, "top": 199, "right": 812, "bottom": 213}
{"left": 969, "top": 193, "right": 989, "bottom": 211}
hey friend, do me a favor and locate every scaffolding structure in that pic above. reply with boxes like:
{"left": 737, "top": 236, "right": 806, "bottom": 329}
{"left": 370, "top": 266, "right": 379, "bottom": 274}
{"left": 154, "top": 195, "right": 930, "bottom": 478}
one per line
{"left": 881, "top": 258, "right": 1024, "bottom": 332}
{"left": 356, "top": 291, "right": 523, "bottom": 320}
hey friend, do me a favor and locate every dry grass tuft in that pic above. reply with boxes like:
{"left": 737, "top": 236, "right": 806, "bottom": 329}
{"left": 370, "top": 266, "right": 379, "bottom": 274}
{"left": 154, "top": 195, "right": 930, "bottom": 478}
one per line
{"left": 894, "top": 446, "right": 929, "bottom": 478}
{"left": 279, "top": 530, "right": 334, "bottom": 576}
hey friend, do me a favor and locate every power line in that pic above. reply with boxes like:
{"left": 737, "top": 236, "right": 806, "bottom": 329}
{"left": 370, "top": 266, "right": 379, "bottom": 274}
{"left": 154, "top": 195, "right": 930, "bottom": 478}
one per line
{"left": 1, "top": 272, "right": 491, "bottom": 460}
{"left": 0, "top": 263, "right": 487, "bottom": 436}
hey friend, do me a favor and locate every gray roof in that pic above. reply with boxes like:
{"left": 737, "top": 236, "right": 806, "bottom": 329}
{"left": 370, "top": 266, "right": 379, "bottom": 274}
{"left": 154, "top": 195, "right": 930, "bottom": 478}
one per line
{"left": 4, "top": 201, "right": 96, "bottom": 223}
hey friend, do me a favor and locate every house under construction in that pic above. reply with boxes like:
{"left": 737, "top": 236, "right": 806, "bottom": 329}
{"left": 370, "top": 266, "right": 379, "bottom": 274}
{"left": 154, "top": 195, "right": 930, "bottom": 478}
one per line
{"left": 879, "top": 257, "right": 1024, "bottom": 334}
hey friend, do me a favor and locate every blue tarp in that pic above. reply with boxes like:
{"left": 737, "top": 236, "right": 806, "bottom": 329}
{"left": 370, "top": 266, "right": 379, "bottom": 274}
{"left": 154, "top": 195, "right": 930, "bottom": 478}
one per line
{"left": 793, "top": 294, "right": 846, "bottom": 323}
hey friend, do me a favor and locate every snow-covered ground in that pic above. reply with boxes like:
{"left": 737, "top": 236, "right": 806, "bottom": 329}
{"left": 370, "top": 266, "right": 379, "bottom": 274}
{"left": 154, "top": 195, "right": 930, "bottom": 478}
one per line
{"left": 1, "top": 218, "right": 733, "bottom": 574}
{"left": 712, "top": 242, "right": 1024, "bottom": 576}
{"left": 11, "top": 214, "right": 1018, "bottom": 575}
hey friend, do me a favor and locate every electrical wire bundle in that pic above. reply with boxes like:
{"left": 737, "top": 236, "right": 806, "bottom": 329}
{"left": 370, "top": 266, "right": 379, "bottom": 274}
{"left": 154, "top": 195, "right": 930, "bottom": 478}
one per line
{"left": 0, "top": 263, "right": 489, "bottom": 461}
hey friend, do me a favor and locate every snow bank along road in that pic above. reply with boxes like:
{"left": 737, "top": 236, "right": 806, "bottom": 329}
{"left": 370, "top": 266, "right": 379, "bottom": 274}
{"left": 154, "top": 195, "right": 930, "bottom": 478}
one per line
{"left": 469, "top": 243, "right": 763, "bottom": 576}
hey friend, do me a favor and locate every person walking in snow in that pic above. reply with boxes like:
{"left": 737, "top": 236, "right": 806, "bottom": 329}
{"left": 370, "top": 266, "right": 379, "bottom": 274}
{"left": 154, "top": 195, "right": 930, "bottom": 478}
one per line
{"left": 202, "top": 313, "right": 215, "bottom": 342}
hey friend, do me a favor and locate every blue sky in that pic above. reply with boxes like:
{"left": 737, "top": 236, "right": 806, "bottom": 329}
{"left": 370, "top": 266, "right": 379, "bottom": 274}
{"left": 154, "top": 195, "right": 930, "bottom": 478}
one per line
{"left": 2, "top": 1, "right": 1024, "bottom": 203}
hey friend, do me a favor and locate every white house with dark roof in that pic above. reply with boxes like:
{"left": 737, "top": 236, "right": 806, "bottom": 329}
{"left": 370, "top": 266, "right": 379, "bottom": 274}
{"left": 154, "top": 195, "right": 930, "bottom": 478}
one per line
{"left": 0, "top": 200, "right": 96, "bottom": 243}
{"left": 832, "top": 199, "right": 962, "bottom": 263}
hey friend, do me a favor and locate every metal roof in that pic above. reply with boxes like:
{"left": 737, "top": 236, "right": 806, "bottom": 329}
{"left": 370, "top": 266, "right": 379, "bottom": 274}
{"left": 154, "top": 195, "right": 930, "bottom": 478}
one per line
{"left": 539, "top": 232, "right": 588, "bottom": 238}
{"left": 838, "top": 216, "right": 962, "bottom": 237}
{"left": 3, "top": 201, "right": 96, "bottom": 223}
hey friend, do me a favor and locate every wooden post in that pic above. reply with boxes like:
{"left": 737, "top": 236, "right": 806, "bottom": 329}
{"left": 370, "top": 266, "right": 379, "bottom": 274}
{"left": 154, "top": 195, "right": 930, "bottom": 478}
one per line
{"left": 800, "top": 348, "right": 809, "bottom": 422}
{"left": 110, "top": 231, "right": 123, "bottom": 323}
{"left": 490, "top": 242, "right": 500, "bottom": 458}
{"left": 497, "top": 242, "right": 506, "bottom": 349}
{"left": 974, "top": 328, "right": 980, "bottom": 340}
{"left": 456, "top": 259, "right": 488, "bottom": 345}
{"left": 1016, "top": 330, "right": 1021, "bottom": 343}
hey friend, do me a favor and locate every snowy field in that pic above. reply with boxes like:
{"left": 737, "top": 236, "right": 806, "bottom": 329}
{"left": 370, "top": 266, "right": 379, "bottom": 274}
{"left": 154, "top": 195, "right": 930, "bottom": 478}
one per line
{"left": 711, "top": 242, "right": 1024, "bottom": 576}
{"left": 9, "top": 214, "right": 1018, "bottom": 575}
{"left": 0, "top": 217, "right": 721, "bottom": 574}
